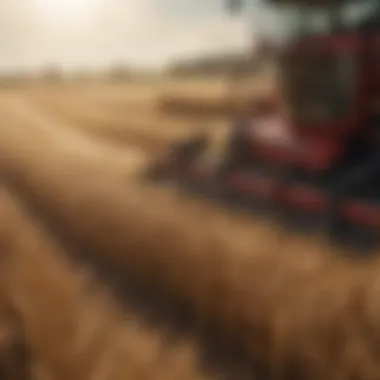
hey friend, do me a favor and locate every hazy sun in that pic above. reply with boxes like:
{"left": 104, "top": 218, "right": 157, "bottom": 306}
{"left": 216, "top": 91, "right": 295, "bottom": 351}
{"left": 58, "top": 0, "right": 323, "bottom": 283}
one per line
{"left": 36, "top": 0, "right": 99, "bottom": 17}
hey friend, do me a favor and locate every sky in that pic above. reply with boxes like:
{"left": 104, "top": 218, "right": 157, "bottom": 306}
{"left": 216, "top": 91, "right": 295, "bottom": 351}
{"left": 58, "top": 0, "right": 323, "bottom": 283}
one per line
{"left": 0, "top": 0, "right": 271, "bottom": 73}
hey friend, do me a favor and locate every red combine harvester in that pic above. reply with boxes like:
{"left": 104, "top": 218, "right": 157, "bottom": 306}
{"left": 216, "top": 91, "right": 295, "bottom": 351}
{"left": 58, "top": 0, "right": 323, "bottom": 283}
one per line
{"left": 148, "top": 0, "right": 380, "bottom": 248}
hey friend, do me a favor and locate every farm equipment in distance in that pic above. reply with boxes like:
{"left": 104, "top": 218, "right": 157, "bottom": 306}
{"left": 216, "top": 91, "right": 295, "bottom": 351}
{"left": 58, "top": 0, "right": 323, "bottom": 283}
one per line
{"left": 147, "top": 0, "right": 380, "bottom": 249}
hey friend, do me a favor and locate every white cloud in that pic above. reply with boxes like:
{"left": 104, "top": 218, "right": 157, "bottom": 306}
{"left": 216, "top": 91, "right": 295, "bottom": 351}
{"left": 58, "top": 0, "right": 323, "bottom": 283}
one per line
{"left": 0, "top": 0, "right": 251, "bottom": 71}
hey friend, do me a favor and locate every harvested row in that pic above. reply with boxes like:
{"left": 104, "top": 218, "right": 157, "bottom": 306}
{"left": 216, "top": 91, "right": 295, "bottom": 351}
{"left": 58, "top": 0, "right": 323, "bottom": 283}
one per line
{"left": 27, "top": 87, "right": 229, "bottom": 158}
{"left": 32, "top": 98, "right": 172, "bottom": 154}
{"left": 0, "top": 188, "right": 219, "bottom": 380}
{"left": 27, "top": 92, "right": 214, "bottom": 155}
{"left": 15, "top": 82, "right": 161, "bottom": 107}
{"left": 1, "top": 98, "right": 380, "bottom": 379}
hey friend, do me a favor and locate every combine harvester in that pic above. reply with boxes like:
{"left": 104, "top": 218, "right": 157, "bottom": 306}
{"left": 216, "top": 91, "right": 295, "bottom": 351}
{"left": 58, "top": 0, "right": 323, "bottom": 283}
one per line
{"left": 148, "top": 0, "right": 380, "bottom": 249}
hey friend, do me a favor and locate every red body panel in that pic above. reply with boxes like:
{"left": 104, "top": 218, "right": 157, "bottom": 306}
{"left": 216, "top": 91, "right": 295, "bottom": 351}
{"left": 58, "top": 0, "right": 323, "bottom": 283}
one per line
{"left": 226, "top": 171, "right": 380, "bottom": 228}
{"left": 248, "top": 34, "right": 369, "bottom": 171}
{"left": 252, "top": 137, "right": 344, "bottom": 171}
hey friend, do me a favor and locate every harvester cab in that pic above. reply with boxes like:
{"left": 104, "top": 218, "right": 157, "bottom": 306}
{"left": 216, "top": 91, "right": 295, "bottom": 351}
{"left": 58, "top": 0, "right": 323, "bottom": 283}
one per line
{"left": 260, "top": 0, "right": 380, "bottom": 170}
{"left": 247, "top": 0, "right": 380, "bottom": 241}
{"left": 149, "top": 0, "right": 380, "bottom": 248}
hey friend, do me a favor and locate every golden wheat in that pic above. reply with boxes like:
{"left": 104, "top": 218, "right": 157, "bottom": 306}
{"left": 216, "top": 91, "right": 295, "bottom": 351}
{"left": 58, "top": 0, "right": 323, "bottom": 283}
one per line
{"left": 1, "top": 95, "right": 380, "bottom": 379}
{"left": 0, "top": 188, "right": 218, "bottom": 380}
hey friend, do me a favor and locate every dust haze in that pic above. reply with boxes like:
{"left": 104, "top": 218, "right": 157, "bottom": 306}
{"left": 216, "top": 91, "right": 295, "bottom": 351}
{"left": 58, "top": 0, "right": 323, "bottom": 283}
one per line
{"left": 0, "top": 1, "right": 379, "bottom": 380}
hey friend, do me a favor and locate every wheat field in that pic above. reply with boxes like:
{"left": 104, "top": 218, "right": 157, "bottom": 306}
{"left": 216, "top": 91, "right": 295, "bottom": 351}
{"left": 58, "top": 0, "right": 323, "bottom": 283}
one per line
{"left": 0, "top": 80, "right": 379, "bottom": 380}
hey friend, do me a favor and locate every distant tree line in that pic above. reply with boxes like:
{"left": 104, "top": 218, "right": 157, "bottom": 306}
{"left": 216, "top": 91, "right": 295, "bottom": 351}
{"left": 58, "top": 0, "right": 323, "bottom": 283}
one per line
{"left": 0, "top": 51, "right": 273, "bottom": 86}
{"left": 0, "top": 63, "right": 139, "bottom": 86}
{"left": 166, "top": 53, "right": 256, "bottom": 77}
